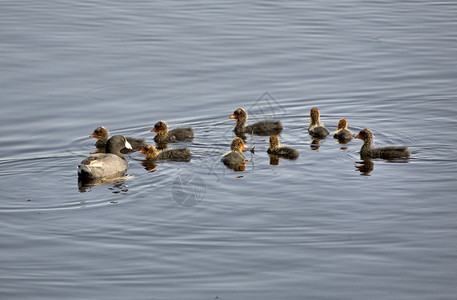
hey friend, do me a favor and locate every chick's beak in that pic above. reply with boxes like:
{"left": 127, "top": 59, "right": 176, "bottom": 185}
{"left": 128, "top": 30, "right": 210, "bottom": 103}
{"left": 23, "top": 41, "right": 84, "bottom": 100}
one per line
{"left": 229, "top": 114, "right": 237, "bottom": 119}
{"left": 354, "top": 134, "right": 361, "bottom": 139}
{"left": 150, "top": 128, "right": 156, "bottom": 132}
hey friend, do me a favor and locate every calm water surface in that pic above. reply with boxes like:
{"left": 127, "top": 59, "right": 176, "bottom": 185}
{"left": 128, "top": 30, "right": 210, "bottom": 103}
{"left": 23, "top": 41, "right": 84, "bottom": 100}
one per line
{"left": 1, "top": 1, "right": 457, "bottom": 299}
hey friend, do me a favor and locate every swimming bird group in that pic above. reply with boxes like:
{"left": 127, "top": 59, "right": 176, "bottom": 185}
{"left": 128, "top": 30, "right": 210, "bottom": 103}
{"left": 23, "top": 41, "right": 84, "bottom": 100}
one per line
{"left": 77, "top": 107, "right": 410, "bottom": 182}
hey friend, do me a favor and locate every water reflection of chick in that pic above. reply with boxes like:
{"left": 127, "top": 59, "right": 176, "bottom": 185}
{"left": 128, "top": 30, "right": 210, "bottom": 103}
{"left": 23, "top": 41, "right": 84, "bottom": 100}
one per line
{"left": 109, "top": 182, "right": 129, "bottom": 194}
{"left": 355, "top": 159, "right": 374, "bottom": 176}
{"left": 333, "top": 118, "right": 353, "bottom": 143}
{"left": 139, "top": 144, "right": 191, "bottom": 162}
{"left": 141, "top": 160, "right": 158, "bottom": 172}
{"left": 355, "top": 129, "right": 410, "bottom": 159}
{"left": 269, "top": 156, "right": 280, "bottom": 165}
{"left": 308, "top": 107, "right": 329, "bottom": 138}
{"left": 267, "top": 136, "right": 299, "bottom": 164}
{"left": 310, "top": 138, "right": 321, "bottom": 151}
{"left": 231, "top": 162, "right": 247, "bottom": 171}
{"left": 230, "top": 108, "right": 283, "bottom": 137}
{"left": 221, "top": 137, "right": 248, "bottom": 171}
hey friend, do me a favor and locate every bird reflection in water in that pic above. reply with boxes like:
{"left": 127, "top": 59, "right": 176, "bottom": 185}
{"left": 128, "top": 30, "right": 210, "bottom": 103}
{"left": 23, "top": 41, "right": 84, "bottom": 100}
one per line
{"left": 78, "top": 176, "right": 130, "bottom": 193}
{"left": 336, "top": 137, "right": 351, "bottom": 147}
{"left": 269, "top": 156, "right": 280, "bottom": 165}
{"left": 336, "top": 136, "right": 350, "bottom": 150}
{"left": 108, "top": 182, "right": 129, "bottom": 194}
{"left": 141, "top": 160, "right": 158, "bottom": 172}
{"left": 355, "top": 157, "right": 409, "bottom": 176}
{"left": 310, "top": 138, "right": 321, "bottom": 151}
{"left": 355, "top": 159, "right": 374, "bottom": 176}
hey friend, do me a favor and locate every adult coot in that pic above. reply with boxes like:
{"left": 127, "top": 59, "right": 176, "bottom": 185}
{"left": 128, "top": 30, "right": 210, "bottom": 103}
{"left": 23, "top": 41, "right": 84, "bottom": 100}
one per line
{"left": 78, "top": 135, "right": 132, "bottom": 179}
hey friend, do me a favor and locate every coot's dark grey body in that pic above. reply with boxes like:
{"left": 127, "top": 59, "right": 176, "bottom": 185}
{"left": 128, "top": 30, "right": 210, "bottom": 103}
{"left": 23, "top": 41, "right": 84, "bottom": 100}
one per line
{"left": 78, "top": 135, "right": 132, "bottom": 179}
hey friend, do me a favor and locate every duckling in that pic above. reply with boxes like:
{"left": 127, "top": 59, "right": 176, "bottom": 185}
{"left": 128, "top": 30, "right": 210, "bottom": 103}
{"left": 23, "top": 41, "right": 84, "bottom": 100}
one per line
{"left": 90, "top": 126, "right": 146, "bottom": 151}
{"left": 221, "top": 137, "right": 248, "bottom": 169}
{"left": 267, "top": 136, "right": 299, "bottom": 159}
{"left": 333, "top": 118, "right": 353, "bottom": 142}
{"left": 308, "top": 107, "right": 329, "bottom": 138}
{"left": 139, "top": 144, "right": 191, "bottom": 161}
{"left": 230, "top": 108, "right": 283, "bottom": 136}
{"left": 354, "top": 128, "right": 410, "bottom": 159}
{"left": 78, "top": 135, "right": 132, "bottom": 179}
{"left": 150, "top": 121, "right": 194, "bottom": 144}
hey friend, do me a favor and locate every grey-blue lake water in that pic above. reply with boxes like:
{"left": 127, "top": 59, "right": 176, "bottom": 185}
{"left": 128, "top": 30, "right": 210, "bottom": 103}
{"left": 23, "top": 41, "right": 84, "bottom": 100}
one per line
{"left": 1, "top": 1, "right": 457, "bottom": 299}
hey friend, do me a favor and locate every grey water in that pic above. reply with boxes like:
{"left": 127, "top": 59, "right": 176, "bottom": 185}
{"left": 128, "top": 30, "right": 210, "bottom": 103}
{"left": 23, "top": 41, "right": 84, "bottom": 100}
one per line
{"left": 1, "top": 0, "right": 457, "bottom": 299}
